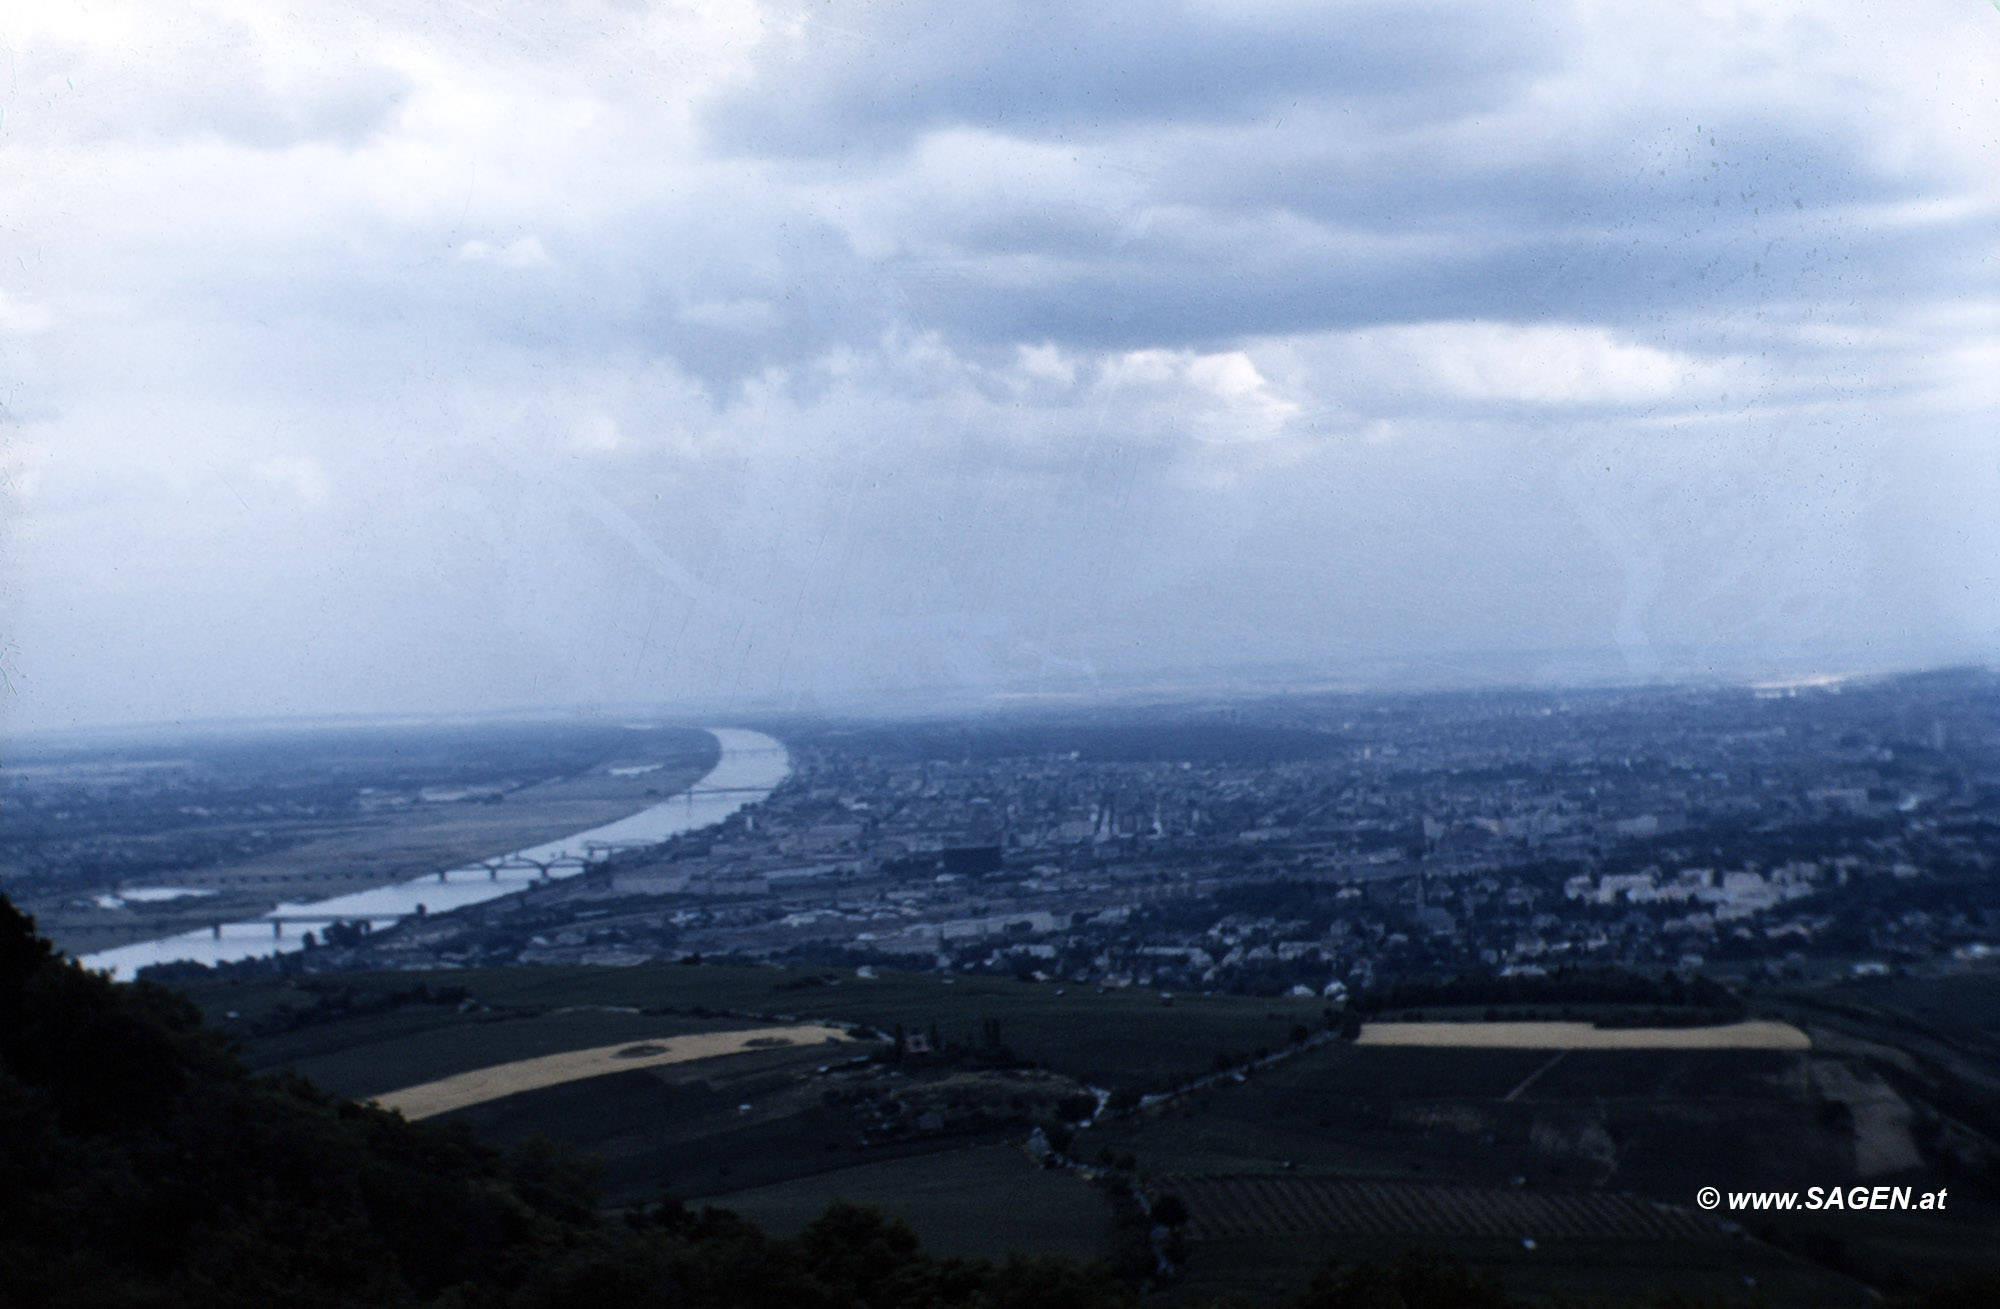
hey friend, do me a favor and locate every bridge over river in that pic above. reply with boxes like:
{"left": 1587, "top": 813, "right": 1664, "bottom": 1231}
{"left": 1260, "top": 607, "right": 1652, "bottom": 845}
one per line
{"left": 81, "top": 728, "right": 789, "bottom": 980}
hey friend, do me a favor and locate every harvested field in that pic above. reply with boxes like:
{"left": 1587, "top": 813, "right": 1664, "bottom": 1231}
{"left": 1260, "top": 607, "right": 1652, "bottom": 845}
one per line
{"left": 1356, "top": 1020, "right": 1809, "bottom": 1050}
{"left": 1169, "top": 1175, "right": 1715, "bottom": 1242}
{"left": 376, "top": 1024, "right": 854, "bottom": 1119}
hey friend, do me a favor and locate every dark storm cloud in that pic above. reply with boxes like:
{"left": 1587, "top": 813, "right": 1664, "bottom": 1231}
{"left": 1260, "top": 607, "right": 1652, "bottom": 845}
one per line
{"left": 690, "top": 3, "right": 1989, "bottom": 369}
{"left": 706, "top": 0, "right": 1559, "bottom": 157}
{"left": 1190, "top": 112, "right": 1909, "bottom": 232}
{"left": 881, "top": 197, "right": 1993, "bottom": 361}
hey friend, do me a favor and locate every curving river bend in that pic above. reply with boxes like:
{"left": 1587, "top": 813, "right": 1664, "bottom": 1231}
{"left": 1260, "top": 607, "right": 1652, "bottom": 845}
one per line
{"left": 82, "top": 728, "right": 789, "bottom": 981}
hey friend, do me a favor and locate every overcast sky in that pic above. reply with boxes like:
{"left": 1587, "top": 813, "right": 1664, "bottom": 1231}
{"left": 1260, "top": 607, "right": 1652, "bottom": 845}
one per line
{"left": 1, "top": 0, "right": 1996, "bottom": 732}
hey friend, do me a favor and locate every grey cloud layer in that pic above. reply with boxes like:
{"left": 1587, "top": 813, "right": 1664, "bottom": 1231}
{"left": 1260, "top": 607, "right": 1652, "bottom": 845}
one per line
{"left": 691, "top": 2, "right": 1988, "bottom": 364}
{"left": 706, "top": 1, "right": 1555, "bottom": 154}
{"left": 2, "top": 0, "right": 1995, "bottom": 730}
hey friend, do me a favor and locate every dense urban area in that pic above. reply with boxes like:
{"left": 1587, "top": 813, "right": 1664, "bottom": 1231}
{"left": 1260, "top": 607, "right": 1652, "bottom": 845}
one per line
{"left": 13, "top": 669, "right": 1986, "bottom": 995}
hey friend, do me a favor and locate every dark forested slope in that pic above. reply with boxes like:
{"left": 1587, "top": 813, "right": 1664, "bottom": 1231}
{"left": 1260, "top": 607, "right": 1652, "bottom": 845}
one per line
{"left": 0, "top": 894, "right": 1136, "bottom": 1309}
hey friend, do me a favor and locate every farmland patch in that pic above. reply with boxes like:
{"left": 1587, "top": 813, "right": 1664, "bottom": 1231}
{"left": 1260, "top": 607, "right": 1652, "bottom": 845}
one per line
{"left": 713, "top": 1144, "right": 1113, "bottom": 1260}
{"left": 1357, "top": 1020, "right": 1809, "bottom": 1050}
{"left": 377, "top": 1024, "right": 854, "bottom": 1118}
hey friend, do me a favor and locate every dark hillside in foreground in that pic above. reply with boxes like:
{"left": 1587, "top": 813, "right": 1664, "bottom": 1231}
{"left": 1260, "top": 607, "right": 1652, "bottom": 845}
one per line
{"left": 1, "top": 894, "right": 1155, "bottom": 1308}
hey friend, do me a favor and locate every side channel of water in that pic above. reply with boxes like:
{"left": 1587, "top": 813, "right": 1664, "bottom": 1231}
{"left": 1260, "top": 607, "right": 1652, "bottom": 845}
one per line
{"left": 80, "top": 727, "right": 790, "bottom": 981}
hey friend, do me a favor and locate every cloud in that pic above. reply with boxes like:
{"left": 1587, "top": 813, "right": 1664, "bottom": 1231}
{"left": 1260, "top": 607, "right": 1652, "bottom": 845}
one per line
{"left": 3, "top": 0, "right": 1997, "bottom": 730}
{"left": 706, "top": 0, "right": 1559, "bottom": 156}
{"left": 3, "top": 7, "right": 411, "bottom": 149}
{"left": 251, "top": 454, "right": 329, "bottom": 506}
{"left": 0, "top": 293, "right": 53, "bottom": 336}
{"left": 458, "top": 237, "right": 551, "bottom": 268}
{"left": 1301, "top": 322, "right": 1744, "bottom": 411}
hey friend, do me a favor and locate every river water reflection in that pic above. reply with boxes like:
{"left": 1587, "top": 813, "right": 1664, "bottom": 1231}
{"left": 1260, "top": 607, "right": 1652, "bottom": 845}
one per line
{"left": 81, "top": 728, "right": 789, "bottom": 980}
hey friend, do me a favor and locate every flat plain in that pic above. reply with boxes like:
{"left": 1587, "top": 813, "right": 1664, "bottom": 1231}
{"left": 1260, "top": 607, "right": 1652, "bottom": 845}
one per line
{"left": 21, "top": 727, "right": 718, "bottom": 955}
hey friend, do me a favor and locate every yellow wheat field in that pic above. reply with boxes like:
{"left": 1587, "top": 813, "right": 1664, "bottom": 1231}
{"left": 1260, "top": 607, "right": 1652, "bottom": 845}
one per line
{"left": 377, "top": 1024, "right": 856, "bottom": 1119}
{"left": 1355, "top": 1019, "right": 1810, "bottom": 1050}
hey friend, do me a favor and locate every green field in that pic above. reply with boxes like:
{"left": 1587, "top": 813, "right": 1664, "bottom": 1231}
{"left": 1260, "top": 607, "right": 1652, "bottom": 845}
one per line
{"left": 1833, "top": 969, "right": 2000, "bottom": 1039}
{"left": 1071, "top": 1029, "right": 2000, "bottom": 1304}
{"left": 712, "top": 1143, "right": 1115, "bottom": 1261}
{"left": 437, "top": 1039, "right": 879, "bottom": 1200}
{"left": 1076, "top": 1041, "right": 1836, "bottom": 1188}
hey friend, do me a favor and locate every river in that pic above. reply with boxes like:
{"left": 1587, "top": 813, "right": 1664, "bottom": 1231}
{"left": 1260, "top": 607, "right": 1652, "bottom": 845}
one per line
{"left": 80, "top": 727, "right": 789, "bottom": 980}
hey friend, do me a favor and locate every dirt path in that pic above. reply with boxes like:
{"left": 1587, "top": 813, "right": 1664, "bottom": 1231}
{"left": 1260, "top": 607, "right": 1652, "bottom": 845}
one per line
{"left": 1356, "top": 1019, "right": 1810, "bottom": 1050}
{"left": 376, "top": 1024, "right": 856, "bottom": 1119}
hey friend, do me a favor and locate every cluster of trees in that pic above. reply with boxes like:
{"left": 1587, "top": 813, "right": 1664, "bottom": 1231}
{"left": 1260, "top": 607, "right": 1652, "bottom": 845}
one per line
{"left": 225, "top": 978, "right": 477, "bottom": 1038}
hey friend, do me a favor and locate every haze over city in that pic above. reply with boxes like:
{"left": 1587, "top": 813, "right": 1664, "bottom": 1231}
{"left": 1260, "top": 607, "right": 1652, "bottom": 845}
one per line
{"left": 3, "top": 0, "right": 1998, "bottom": 732}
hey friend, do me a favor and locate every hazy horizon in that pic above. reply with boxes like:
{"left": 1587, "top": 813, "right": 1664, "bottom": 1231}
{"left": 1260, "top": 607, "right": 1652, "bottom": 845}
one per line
{"left": 12, "top": 655, "right": 1992, "bottom": 749}
{"left": 4, "top": 1, "right": 1997, "bottom": 735}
